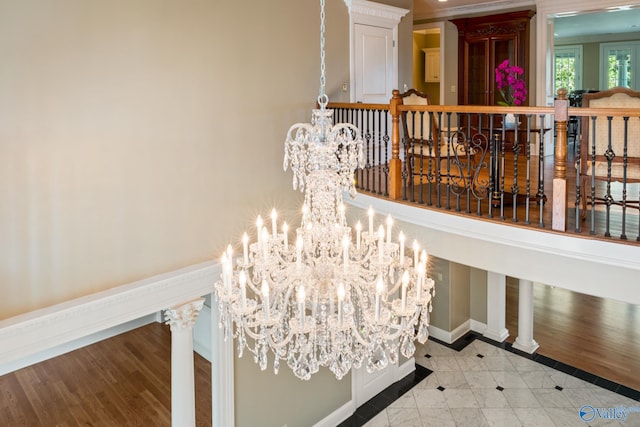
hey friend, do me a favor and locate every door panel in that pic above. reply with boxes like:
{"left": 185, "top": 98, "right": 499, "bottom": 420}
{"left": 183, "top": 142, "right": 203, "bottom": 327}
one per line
{"left": 466, "top": 39, "right": 489, "bottom": 105}
{"left": 355, "top": 24, "right": 393, "bottom": 104}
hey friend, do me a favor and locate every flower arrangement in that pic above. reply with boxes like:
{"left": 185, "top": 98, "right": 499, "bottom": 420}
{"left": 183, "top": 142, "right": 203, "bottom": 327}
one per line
{"left": 495, "top": 59, "right": 527, "bottom": 106}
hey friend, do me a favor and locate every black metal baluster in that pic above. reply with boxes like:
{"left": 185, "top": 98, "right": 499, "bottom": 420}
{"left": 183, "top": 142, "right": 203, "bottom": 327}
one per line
{"left": 620, "top": 117, "right": 629, "bottom": 240}
{"left": 500, "top": 126, "right": 506, "bottom": 220}
{"left": 418, "top": 112, "right": 426, "bottom": 205}
{"left": 604, "top": 117, "right": 614, "bottom": 237}
{"left": 589, "top": 116, "right": 597, "bottom": 235}
{"left": 524, "top": 115, "right": 532, "bottom": 225}
{"left": 383, "top": 109, "right": 390, "bottom": 197}
{"left": 510, "top": 116, "right": 520, "bottom": 222}
{"left": 574, "top": 113, "right": 582, "bottom": 232}
{"left": 537, "top": 115, "right": 546, "bottom": 228}
{"left": 487, "top": 118, "right": 495, "bottom": 219}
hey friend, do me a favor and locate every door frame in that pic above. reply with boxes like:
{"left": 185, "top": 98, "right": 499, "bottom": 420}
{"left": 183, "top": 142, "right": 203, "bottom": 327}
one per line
{"left": 413, "top": 22, "right": 446, "bottom": 105}
{"left": 345, "top": 0, "right": 408, "bottom": 102}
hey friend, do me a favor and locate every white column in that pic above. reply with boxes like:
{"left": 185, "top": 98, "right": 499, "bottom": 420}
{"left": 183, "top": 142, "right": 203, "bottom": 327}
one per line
{"left": 212, "top": 295, "right": 235, "bottom": 427}
{"left": 164, "top": 298, "right": 205, "bottom": 427}
{"left": 513, "top": 279, "right": 539, "bottom": 354}
{"left": 484, "top": 271, "right": 509, "bottom": 342}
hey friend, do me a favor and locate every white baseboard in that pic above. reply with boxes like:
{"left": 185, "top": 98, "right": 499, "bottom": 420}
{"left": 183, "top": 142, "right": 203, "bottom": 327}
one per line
{"left": 398, "top": 356, "right": 416, "bottom": 379}
{"left": 0, "top": 313, "right": 158, "bottom": 376}
{"left": 450, "top": 320, "right": 471, "bottom": 343}
{"left": 429, "top": 319, "right": 474, "bottom": 344}
{"left": 428, "top": 319, "right": 488, "bottom": 346}
{"left": 470, "top": 319, "right": 487, "bottom": 334}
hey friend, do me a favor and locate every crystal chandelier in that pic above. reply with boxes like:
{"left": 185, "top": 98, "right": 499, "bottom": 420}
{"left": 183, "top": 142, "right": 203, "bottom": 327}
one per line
{"left": 214, "top": 0, "right": 435, "bottom": 381}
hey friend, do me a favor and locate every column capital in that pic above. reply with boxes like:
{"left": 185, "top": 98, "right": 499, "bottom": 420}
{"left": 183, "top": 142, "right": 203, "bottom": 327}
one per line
{"left": 164, "top": 298, "right": 205, "bottom": 331}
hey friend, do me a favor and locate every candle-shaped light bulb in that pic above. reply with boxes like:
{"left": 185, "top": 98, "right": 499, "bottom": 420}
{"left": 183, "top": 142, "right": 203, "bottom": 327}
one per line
{"left": 421, "top": 250, "right": 428, "bottom": 273}
{"left": 375, "top": 277, "right": 384, "bottom": 322}
{"left": 242, "top": 232, "right": 249, "bottom": 265}
{"left": 261, "top": 279, "right": 270, "bottom": 321}
{"left": 356, "top": 221, "right": 362, "bottom": 251}
{"left": 256, "top": 215, "right": 263, "bottom": 244}
{"left": 368, "top": 206, "right": 374, "bottom": 235}
{"left": 386, "top": 215, "right": 393, "bottom": 244}
{"left": 417, "top": 261, "right": 426, "bottom": 301}
{"left": 270, "top": 208, "right": 278, "bottom": 238}
{"left": 342, "top": 234, "right": 349, "bottom": 272}
{"left": 302, "top": 204, "right": 309, "bottom": 222}
{"left": 399, "top": 232, "right": 405, "bottom": 265}
{"left": 282, "top": 222, "right": 289, "bottom": 251}
{"left": 221, "top": 253, "right": 230, "bottom": 291}
{"left": 261, "top": 227, "right": 269, "bottom": 259}
{"left": 401, "top": 270, "right": 410, "bottom": 311}
{"left": 413, "top": 240, "right": 420, "bottom": 267}
{"left": 239, "top": 270, "right": 247, "bottom": 309}
{"left": 337, "top": 283, "right": 345, "bottom": 327}
{"left": 296, "top": 235, "right": 304, "bottom": 271}
{"left": 338, "top": 203, "right": 345, "bottom": 221}
{"left": 226, "top": 244, "right": 233, "bottom": 269}
{"left": 378, "top": 225, "right": 385, "bottom": 262}
{"left": 297, "top": 286, "right": 306, "bottom": 328}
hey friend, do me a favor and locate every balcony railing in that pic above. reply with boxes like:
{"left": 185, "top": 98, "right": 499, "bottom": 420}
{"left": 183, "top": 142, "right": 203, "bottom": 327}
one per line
{"left": 327, "top": 89, "right": 640, "bottom": 244}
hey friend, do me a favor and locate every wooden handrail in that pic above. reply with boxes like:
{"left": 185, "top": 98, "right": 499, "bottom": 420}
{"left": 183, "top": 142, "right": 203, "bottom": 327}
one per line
{"left": 326, "top": 102, "right": 389, "bottom": 110}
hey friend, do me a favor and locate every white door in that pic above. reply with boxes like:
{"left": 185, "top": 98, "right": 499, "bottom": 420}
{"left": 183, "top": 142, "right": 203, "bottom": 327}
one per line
{"left": 354, "top": 24, "right": 394, "bottom": 104}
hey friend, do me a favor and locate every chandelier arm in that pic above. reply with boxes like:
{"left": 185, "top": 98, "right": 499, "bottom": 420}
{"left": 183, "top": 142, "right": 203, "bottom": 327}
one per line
{"left": 387, "top": 268, "right": 408, "bottom": 295}
{"left": 244, "top": 272, "right": 263, "bottom": 297}
{"left": 266, "top": 327, "right": 297, "bottom": 351}
{"left": 381, "top": 318, "right": 408, "bottom": 342}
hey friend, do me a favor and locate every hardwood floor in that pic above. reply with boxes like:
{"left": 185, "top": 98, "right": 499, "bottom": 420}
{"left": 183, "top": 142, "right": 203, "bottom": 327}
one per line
{"left": 506, "top": 278, "right": 640, "bottom": 391}
{"left": 0, "top": 323, "right": 211, "bottom": 426}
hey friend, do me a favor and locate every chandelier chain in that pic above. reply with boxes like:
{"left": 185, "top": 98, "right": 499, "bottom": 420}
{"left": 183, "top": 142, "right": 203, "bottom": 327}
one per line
{"left": 318, "top": 0, "right": 327, "bottom": 108}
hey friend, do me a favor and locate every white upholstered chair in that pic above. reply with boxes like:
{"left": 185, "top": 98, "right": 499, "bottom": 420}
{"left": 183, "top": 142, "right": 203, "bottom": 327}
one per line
{"left": 579, "top": 87, "right": 640, "bottom": 215}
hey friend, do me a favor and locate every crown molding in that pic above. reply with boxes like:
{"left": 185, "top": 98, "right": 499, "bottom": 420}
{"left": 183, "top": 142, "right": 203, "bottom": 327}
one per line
{"left": 345, "top": 0, "right": 409, "bottom": 27}
{"left": 414, "top": 0, "right": 535, "bottom": 21}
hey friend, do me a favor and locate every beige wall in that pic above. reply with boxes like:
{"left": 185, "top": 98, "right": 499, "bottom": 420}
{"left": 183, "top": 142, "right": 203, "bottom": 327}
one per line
{"left": 470, "top": 267, "right": 488, "bottom": 324}
{"left": 450, "top": 262, "right": 470, "bottom": 330}
{"left": 428, "top": 257, "right": 451, "bottom": 331}
{"left": 582, "top": 43, "right": 601, "bottom": 90}
{"left": 443, "top": 21, "right": 460, "bottom": 106}
{"left": 0, "top": 1, "right": 419, "bottom": 426}
{"left": 1, "top": 0, "right": 320, "bottom": 318}
{"left": 0, "top": 0, "right": 338, "bottom": 315}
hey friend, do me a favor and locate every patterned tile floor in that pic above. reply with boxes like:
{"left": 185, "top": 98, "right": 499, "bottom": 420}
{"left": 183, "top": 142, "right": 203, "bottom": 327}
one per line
{"left": 342, "top": 335, "right": 640, "bottom": 427}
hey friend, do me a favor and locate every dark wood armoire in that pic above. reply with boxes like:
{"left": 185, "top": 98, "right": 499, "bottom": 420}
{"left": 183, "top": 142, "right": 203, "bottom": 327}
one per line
{"left": 451, "top": 10, "right": 535, "bottom": 106}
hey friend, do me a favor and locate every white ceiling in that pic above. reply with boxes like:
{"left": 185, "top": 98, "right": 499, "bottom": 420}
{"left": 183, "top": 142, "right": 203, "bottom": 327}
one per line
{"left": 413, "top": 0, "right": 640, "bottom": 38}
{"left": 553, "top": 8, "right": 640, "bottom": 38}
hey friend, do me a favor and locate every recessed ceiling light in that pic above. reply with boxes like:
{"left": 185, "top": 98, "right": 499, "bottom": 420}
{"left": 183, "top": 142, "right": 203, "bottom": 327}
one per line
{"left": 438, "top": 0, "right": 447, "bottom": 2}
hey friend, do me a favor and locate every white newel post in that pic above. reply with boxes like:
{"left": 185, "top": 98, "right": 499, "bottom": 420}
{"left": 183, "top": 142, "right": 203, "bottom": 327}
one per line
{"left": 484, "top": 271, "right": 509, "bottom": 342}
{"left": 164, "top": 298, "right": 205, "bottom": 427}
{"left": 513, "top": 279, "right": 539, "bottom": 354}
